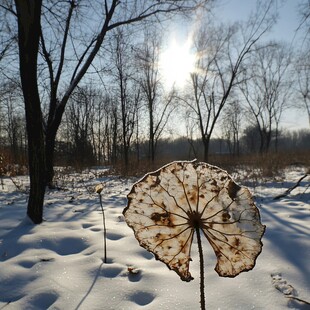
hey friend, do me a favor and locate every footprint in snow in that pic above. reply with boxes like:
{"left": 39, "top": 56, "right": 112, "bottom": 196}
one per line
{"left": 82, "top": 223, "right": 93, "bottom": 229}
{"left": 271, "top": 273, "right": 297, "bottom": 296}
{"left": 106, "top": 232, "right": 124, "bottom": 240}
{"left": 271, "top": 273, "right": 310, "bottom": 309}
{"left": 82, "top": 223, "right": 101, "bottom": 232}
{"left": 27, "top": 292, "right": 58, "bottom": 309}
{"left": 101, "top": 265, "right": 123, "bottom": 278}
{"left": 128, "top": 291, "right": 155, "bottom": 306}
{"left": 126, "top": 266, "right": 143, "bottom": 282}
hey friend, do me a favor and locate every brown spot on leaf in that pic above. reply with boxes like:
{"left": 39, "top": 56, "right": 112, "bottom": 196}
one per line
{"left": 211, "top": 180, "right": 217, "bottom": 186}
{"left": 151, "top": 212, "right": 169, "bottom": 222}
{"left": 227, "top": 181, "right": 241, "bottom": 200}
{"left": 234, "top": 237, "right": 240, "bottom": 247}
{"left": 222, "top": 212, "right": 231, "bottom": 222}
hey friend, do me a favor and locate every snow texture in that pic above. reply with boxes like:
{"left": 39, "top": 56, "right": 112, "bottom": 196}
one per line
{"left": 0, "top": 166, "right": 309, "bottom": 310}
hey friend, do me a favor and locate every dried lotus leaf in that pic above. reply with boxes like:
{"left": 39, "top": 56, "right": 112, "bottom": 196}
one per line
{"left": 123, "top": 161, "right": 265, "bottom": 281}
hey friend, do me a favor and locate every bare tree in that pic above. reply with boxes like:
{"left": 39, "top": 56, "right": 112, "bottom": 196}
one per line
{"left": 61, "top": 86, "right": 120, "bottom": 166}
{"left": 296, "top": 0, "right": 310, "bottom": 43}
{"left": 65, "top": 86, "right": 97, "bottom": 167}
{"left": 110, "top": 28, "right": 140, "bottom": 171}
{"left": 185, "top": 1, "right": 276, "bottom": 161}
{"left": 185, "top": 114, "right": 199, "bottom": 159}
{"left": 3, "top": 89, "right": 25, "bottom": 162}
{"left": 0, "top": 85, "right": 28, "bottom": 168}
{"left": 92, "top": 92, "right": 119, "bottom": 164}
{"left": 15, "top": 0, "right": 45, "bottom": 223}
{"left": 12, "top": 0, "right": 210, "bottom": 223}
{"left": 136, "top": 31, "right": 176, "bottom": 162}
{"left": 293, "top": 1, "right": 310, "bottom": 127}
{"left": 240, "top": 42, "right": 293, "bottom": 153}
{"left": 221, "top": 100, "right": 243, "bottom": 155}
{"left": 296, "top": 49, "right": 310, "bottom": 127}
{"left": 0, "top": 1, "right": 16, "bottom": 74}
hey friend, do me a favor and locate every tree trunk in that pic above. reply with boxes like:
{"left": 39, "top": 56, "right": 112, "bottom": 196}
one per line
{"left": 45, "top": 97, "right": 67, "bottom": 187}
{"left": 258, "top": 128, "right": 265, "bottom": 154}
{"left": 203, "top": 135, "right": 209, "bottom": 162}
{"left": 149, "top": 105, "right": 155, "bottom": 162}
{"left": 15, "top": 0, "right": 45, "bottom": 224}
{"left": 45, "top": 130, "right": 57, "bottom": 187}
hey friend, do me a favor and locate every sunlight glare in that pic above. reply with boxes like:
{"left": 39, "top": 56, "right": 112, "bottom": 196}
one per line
{"left": 160, "top": 37, "right": 196, "bottom": 89}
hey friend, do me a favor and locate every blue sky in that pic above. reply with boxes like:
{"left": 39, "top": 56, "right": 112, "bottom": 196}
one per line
{"left": 213, "top": 0, "right": 302, "bottom": 44}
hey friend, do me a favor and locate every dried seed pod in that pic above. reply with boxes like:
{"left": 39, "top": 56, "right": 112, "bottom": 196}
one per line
{"left": 95, "top": 184, "right": 104, "bottom": 194}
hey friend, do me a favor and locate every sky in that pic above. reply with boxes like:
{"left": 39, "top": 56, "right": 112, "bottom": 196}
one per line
{"left": 213, "top": 0, "right": 302, "bottom": 44}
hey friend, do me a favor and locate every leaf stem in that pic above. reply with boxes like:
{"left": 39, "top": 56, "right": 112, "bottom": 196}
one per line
{"left": 99, "top": 194, "right": 107, "bottom": 263}
{"left": 196, "top": 227, "right": 206, "bottom": 310}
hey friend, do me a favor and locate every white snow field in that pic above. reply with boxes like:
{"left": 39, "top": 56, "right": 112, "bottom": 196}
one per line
{"left": 0, "top": 166, "right": 309, "bottom": 310}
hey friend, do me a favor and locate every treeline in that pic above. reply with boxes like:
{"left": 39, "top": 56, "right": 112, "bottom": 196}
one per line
{"left": 1, "top": 70, "right": 310, "bottom": 172}
{"left": 1, "top": 90, "right": 309, "bottom": 172}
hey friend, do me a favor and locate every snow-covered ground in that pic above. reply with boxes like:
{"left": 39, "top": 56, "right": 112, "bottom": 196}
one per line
{"left": 0, "top": 166, "right": 309, "bottom": 310}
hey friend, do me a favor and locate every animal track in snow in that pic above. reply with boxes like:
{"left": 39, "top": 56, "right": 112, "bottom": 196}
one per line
{"left": 40, "top": 237, "right": 88, "bottom": 256}
{"left": 106, "top": 232, "right": 124, "bottom": 240}
{"left": 82, "top": 223, "right": 93, "bottom": 229}
{"left": 271, "top": 273, "right": 310, "bottom": 308}
{"left": 271, "top": 273, "right": 297, "bottom": 296}
{"left": 128, "top": 291, "right": 155, "bottom": 306}
{"left": 137, "top": 249, "right": 154, "bottom": 260}
{"left": 124, "top": 266, "right": 143, "bottom": 282}
{"left": 0, "top": 273, "right": 38, "bottom": 303}
{"left": 82, "top": 223, "right": 102, "bottom": 232}
{"left": 18, "top": 259, "right": 38, "bottom": 269}
{"left": 101, "top": 265, "right": 123, "bottom": 278}
{"left": 27, "top": 292, "right": 58, "bottom": 309}
{"left": 19, "top": 257, "right": 54, "bottom": 269}
{"left": 82, "top": 223, "right": 101, "bottom": 232}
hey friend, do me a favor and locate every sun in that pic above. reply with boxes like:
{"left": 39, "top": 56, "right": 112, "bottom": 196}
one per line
{"left": 159, "top": 37, "right": 196, "bottom": 89}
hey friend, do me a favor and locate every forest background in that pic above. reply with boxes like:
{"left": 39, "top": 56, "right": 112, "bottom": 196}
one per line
{"left": 0, "top": 0, "right": 309, "bottom": 180}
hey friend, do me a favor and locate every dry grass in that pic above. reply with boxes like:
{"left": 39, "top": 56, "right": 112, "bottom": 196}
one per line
{"left": 1, "top": 147, "right": 309, "bottom": 182}
{"left": 0, "top": 150, "right": 28, "bottom": 176}
{"left": 110, "top": 150, "right": 310, "bottom": 180}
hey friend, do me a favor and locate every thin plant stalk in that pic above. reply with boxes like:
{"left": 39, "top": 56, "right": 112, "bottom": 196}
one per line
{"left": 196, "top": 227, "right": 206, "bottom": 310}
{"left": 98, "top": 194, "right": 107, "bottom": 263}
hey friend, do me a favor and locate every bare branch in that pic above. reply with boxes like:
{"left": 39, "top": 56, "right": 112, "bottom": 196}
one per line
{"left": 274, "top": 174, "right": 309, "bottom": 200}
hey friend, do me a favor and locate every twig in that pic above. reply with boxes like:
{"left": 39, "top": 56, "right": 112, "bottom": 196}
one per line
{"left": 274, "top": 174, "right": 309, "bottom": 200}
{"left": 9, "top": 176, "right": 27, "bottom": 193}
{"left": 285, "top": 295, "right": 310, "bottom": 305}
{"left": 81, "top": 178, "right": 93, "bottom": 195}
